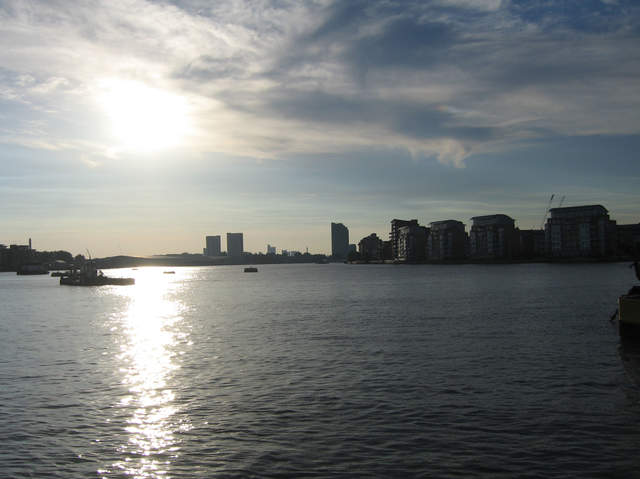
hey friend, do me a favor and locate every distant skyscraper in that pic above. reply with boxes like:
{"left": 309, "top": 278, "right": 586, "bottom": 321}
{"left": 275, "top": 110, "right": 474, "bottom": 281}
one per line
{"left": 331, "top": 222, "right": 349, "bottom": 258}
{"left": 227, "top": 233, "right": 244, "bottom": 257}
{"left": 267, "top": 244, "right": 276, "bottom": 254}
{"left": 205, "top": 235, "right": 221, "bottom": 256}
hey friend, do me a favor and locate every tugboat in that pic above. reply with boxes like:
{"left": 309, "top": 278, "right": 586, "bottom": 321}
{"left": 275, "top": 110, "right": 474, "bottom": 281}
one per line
{"left": 618, "top": 261, "right": 640, "bottom": 338}
{"left": 59, "top": 261, "right": 134, "bottom": 286}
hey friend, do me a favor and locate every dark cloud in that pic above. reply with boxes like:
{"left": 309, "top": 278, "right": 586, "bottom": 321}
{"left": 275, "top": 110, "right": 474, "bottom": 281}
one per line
{"left": 346, "top": 17, "right": 457, "bottom": 74}
{"left": 508, "top": 0, "right": 639, "bottom": 33}
{"left": 261, "top": 89, "right": 496, "bottom": 142}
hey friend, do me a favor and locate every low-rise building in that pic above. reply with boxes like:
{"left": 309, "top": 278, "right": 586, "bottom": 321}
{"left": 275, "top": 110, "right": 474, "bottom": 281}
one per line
{"left": 617, "top": 223, "right": 640, "bottom": 257}
{"left": 545, "top": 205, "right": 616, "bottom": 258}
{"left": 428, "top": 220, "right": 467, "bottom": 260}
{"left": 358, "top": 233, "right": 384, "bottom": 261}
{"left": 519, "top": 229, "right": 546, "bottom": 259}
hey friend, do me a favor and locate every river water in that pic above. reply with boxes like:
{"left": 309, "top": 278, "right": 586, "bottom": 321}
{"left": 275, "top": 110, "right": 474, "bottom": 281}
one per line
{"left": 1, "top": 263, "right": 638, "bottom": 478}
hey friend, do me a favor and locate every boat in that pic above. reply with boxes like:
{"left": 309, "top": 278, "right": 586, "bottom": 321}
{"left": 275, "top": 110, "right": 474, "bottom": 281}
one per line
{"left": 244, "top": 267, "right": 258, "bottom": 273}
{"left": 619, "top": 287, "right": 640, "bottom": 337}
{"left": 59, "top": 262, "right": 135, "bottom": 286}
{"left": 618, "top": 261, "right": 640, "bottom": 337}
{"left": 17, "top": 264, "right": 48, "bottom": 275}
{"left": 163, "top": 271, "right": 175, "bottom": 274}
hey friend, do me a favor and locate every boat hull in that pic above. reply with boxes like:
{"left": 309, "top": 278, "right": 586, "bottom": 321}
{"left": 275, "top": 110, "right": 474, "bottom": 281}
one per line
{"left": 619, "top": 294, "right": 640, "bottom": 338}
{"left": 60, "top": 276, "right": 135, "bottom": 286}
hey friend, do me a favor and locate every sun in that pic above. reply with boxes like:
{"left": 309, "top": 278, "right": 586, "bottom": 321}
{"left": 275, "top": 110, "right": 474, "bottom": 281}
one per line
{"left": 99, "top": 79, "right": 190, "bottom": 152}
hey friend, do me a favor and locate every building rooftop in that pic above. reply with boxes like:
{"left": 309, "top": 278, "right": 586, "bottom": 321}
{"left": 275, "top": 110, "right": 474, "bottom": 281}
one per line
{"left": 430, "top": 219, "right": 465, "bottom": 229}
{"left": 549, "top": 204, "right": 608, "bottom": 218}
{"left": 470, "top": 214, "right": 515, "bottom": 226}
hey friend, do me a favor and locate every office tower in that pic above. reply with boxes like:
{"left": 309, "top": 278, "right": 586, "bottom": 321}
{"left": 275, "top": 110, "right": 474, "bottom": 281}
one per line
{"left": 227, "top": 233, "right": 244, "bottom": 257}
{"left": 205, "top": 235, "right": 221, "bottom": 256}
{"left": 331, "top": 222, "right": 349, "bottom": 259}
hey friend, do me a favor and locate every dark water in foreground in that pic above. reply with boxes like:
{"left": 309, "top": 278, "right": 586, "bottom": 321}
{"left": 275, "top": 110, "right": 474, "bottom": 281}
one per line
{"left": 1, "top": 263, "right": 639, "bottom": 478}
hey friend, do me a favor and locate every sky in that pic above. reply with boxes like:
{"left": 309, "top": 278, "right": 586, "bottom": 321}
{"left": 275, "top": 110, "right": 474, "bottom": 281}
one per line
{"left": 1, "top": 0, "right": 639, "bottom": 256}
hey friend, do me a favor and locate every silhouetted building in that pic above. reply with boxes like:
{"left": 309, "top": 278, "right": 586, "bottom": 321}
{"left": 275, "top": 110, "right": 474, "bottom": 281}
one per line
{"left": 205, "top": 235, "right": 221, "bottom": 256}
{"left": 617, "top": 224, "right": 640, "bottom": 257}
{"left": 227, "top": 233, "right": 244, "bottom": 257}
{"left": 545, "top": 205, "right": 616, "bottom": 258}
{"left": 0, "top": 243, "right": 32, "bottom": 271}
{"left": 519, "top": 229, "right": 546, "bottom": 259}
{"left": 397, "top": 224, "right": 429, "bottom": 262}
{"left": 469, "top": 214, "right": 519, "bottom": 259}
{"left": 390, "top": 219, "right": 419, "bottom": 260}
{"left": 428, "top": 220, "right": 467, "bottom": 260}
{"left": 358, "top": 233, "right": 384, "bottom": 261}
{"left": 267, "top": 244, "right": 276, "bottom": 255}
{"left": 382, "top": 240, "right": 393, "bottom": 260}
{"left": 331, "top": 222, "right": 349, "bottom": 259}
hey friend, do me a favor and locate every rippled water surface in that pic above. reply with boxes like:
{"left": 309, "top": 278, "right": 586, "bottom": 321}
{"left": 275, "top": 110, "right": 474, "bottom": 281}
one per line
{"left": 1, "top": 263, "right": 639, "bottom": 478}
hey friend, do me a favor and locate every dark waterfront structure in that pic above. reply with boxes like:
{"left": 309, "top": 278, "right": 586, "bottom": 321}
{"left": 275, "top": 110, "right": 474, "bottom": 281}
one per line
{"left": 545, "top": 205, "right": 616, "bottom": 258}
{"left": 519, "top": 229, "right": 546, "bottom": 259}
{"left": 331, "top": 222, "right": 349, "bottom": 259}
{"left": 0, "top": 243, "right": 31, "bottom": 271}
{"left": 428, "top": 220, "right": 467, "bottom": 260}
{"left": 226, "top": 233, "right": 244, "bottom": 258}
{"left": 390, "top": 219, "right": 419, "bottom": 260}
{"left": 469, "top": 214, "right": 519, "bottom": 260}
{"left": 617, "top": 223, "right": 640, "bottom": 256}
{"left": 358, "top": 233, "right": 384, "bottom": 261}
{"left": 397, "top": 224, "right": 429, "bottom": 262}
{"left": 205, "top": 235, "right": 221, "bottom": 256}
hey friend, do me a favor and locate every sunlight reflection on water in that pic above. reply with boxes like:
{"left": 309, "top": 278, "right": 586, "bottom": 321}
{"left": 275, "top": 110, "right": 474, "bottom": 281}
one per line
{"left": 107, "top": 268, "right": 192, "bottom": 478}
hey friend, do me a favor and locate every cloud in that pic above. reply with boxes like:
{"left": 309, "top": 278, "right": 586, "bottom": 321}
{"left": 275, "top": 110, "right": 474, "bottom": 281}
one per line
{"left": 0, "top": 0, "right": 638, "bottom": 170}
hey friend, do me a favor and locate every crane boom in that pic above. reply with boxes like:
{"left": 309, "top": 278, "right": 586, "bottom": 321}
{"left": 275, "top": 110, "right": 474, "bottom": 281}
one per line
{"left": 540, "top": 194, "right": 555, "bottom": 230}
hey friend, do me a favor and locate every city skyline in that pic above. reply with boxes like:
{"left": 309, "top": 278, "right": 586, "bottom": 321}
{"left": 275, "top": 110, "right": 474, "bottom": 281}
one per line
{"left": 1, "top": 1, "right": 639, "bottom": 257}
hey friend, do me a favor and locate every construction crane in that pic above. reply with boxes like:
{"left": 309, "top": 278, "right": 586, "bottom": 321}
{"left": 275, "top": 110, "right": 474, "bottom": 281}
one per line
{"left": 558, "top": 195, "right": 566, "bottom": 208}
{"left": 539, "top": 194, "right": 555, "bottom": 230}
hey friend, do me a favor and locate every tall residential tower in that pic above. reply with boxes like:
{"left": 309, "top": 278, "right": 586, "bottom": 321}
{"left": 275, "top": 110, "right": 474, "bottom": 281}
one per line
{"left": 331, "top": 222, "right": 349, "bottom": 259}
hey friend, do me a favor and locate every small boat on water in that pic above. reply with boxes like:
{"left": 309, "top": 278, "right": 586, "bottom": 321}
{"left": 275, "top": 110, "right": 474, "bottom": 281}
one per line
{"left": 619, "top": 287, "right": 640, "bottom": 337}
{"left": 59, "top": 262, "right": 134, "bottom": 286}
{"left": 617, "top": 261, "right": 640, "bottom": 338}
{"left": 163, "top": 271, "right": 175, "bottom": 274}
{"left": 244, "top": 267, "right": 258, "bottom": 273}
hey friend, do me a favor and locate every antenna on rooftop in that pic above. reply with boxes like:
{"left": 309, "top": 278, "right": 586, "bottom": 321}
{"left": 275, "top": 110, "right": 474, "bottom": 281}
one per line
{"left": 540, "top": 194, "right": 555, "bottom": 230}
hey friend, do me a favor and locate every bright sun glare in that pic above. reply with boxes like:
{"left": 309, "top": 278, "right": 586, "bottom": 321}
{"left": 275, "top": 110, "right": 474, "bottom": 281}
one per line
{"left": 99, "top": 79, "right": 190, "bottom": 153}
